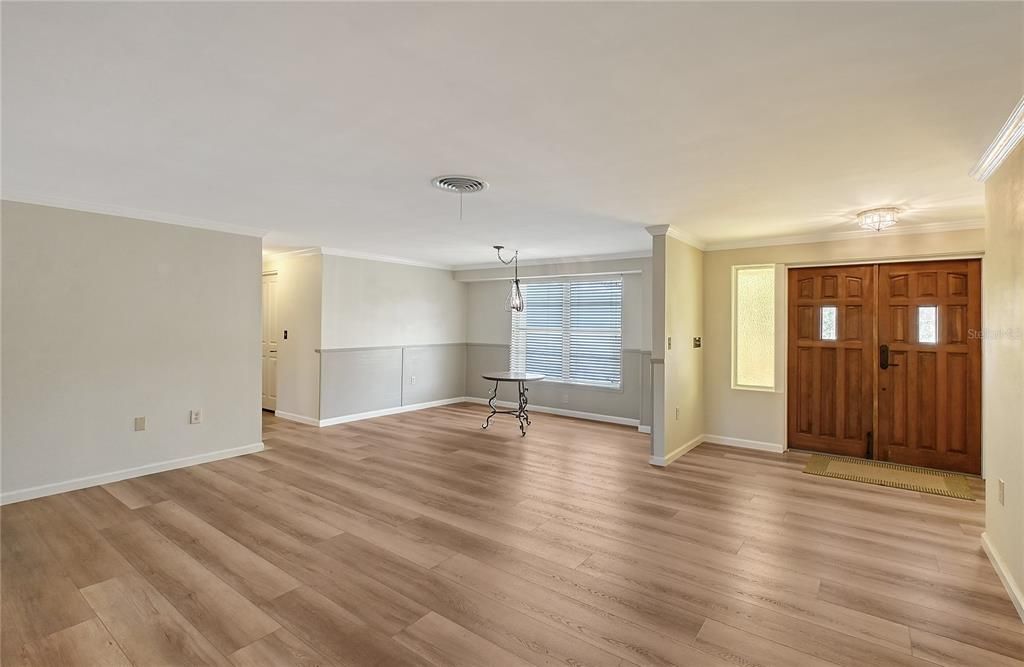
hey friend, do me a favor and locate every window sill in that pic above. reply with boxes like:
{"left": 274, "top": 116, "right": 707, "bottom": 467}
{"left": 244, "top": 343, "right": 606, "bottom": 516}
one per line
{"left": 731, "top": 383, "right": 776, "bottom": 393}
{"left": 539, "top": 378, "right": 624, "bottom": 393}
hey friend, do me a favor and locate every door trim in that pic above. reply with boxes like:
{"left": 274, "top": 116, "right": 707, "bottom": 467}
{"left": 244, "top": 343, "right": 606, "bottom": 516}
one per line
{"left": 786, "top": 253, "right": 983, "bottom": 269}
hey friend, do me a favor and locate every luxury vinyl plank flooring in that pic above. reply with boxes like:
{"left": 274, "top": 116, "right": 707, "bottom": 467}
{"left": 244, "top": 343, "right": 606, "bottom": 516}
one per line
{"left": 1, "top": 403, "right": 1021, "bottom": 666}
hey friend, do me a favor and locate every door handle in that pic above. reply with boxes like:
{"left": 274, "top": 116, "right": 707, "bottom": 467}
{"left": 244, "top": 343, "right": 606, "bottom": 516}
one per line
{"left": 879, "top": 344, "right": 900, "bottom": 370}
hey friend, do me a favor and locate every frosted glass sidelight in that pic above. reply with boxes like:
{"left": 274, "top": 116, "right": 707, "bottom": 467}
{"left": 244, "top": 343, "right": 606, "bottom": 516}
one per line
{"left": 821, "top": 306, "right": 838, "bottom": 341}
{"left": 733, "top": 265, "right": 775, "bottom": 389}
{"left": 919, "top": 306, "right": 938, "bottom": 344}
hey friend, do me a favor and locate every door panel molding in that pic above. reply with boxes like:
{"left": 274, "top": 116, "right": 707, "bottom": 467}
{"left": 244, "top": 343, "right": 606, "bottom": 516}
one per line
{"left": 787, "top": 265, "right": 874, "bottom": 457}
{"left": 877, "top": 260, "right": 981, "bottom": 474}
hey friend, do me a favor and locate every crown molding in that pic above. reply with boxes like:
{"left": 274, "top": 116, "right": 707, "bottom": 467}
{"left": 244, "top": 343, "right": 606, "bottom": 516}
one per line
{"left": 320, "top": 247, "right": 452, "bottom": 271}
{"left": 644, "top": 224, "right": 707, "bottom": 250}
{"left": 703, "top": 218, "right": 986, "bottom": 252}
{"left": 1, "top": 189, "right": 269, "bottom": 238}
{"left": 970, "top": 94, "right": 1024, "bottom": 182}
{"left": 452, "top": 249, "right": 651, "bottom": 272}
{"left": 262, "top": 247, "right": 322, "bottom": 261}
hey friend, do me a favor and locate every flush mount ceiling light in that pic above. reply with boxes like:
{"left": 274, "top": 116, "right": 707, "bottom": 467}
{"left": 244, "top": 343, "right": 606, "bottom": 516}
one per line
{"left": 856, "top": 207, "right": 901, "bottom": 232}
{"left": 494, "top": 245, "right": 524, "bottom": 312}
{"left": 431, "top": 175, "right": 488, "bottom": 220}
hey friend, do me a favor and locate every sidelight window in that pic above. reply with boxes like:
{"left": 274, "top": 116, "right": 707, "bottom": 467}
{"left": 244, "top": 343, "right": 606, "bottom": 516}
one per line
{"left": 732, "top": 265, "right": 776, "bottom": 391}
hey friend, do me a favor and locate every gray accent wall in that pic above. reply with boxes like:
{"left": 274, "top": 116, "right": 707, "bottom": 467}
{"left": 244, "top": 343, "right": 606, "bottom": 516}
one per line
{"left": 319, "top": 344, "right": 467, "bottom": 420}
{"left": 640, "top": 350, "right": 653, "bottom": 428}
{"left": 320, "top": 347, "right": 403, "bottom": 419}
{"left": 319, "top": 341, "right": 649, "bottom": 425}
{"left": 403, "top": 343, "right": 466, "bottom": 406}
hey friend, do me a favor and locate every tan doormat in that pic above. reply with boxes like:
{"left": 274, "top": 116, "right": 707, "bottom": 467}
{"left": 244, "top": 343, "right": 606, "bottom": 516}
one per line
{"left": 803, "top": 454, "right": 975, "bottom": 500}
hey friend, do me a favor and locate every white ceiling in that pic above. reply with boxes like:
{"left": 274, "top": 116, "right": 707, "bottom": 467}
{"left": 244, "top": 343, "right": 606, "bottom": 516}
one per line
{"left": 3, "top": 2, "right": 1021, "bottom": 267}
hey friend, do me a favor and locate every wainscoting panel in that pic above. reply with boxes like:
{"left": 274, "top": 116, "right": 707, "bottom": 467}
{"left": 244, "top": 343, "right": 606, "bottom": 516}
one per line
{"left": 320, "top": 344, "right": 468, "bottom": 422}
{"left": 640, "top": 350, "right": 653, "bottom": 430}
{"left": 402, "top": 344, "right": 467, "bottom": 406}
{"left": 320, "top": 347, "right": 403, "bottom": 420}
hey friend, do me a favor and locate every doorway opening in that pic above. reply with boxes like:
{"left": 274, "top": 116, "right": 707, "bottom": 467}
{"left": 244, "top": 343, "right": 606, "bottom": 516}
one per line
{"left": 262, "top": 271, "right": 279, "bottom": 412}
{"left": 787, "top": 259, "right": 981, "bottom": 474}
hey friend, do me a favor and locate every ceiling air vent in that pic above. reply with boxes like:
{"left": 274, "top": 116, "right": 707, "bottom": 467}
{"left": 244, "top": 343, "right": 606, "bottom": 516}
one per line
{"left": 431, "top": 175, "right": 488, "bottom": 194}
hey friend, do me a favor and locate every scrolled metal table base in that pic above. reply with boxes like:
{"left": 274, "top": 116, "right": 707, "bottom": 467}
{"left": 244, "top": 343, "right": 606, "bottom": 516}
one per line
{"left": 481, "top": 380, "right": 532, "bottom": 436}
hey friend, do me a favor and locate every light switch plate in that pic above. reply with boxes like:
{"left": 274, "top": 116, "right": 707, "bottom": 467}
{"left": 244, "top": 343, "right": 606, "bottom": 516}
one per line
{"left": 998, "top": 479, "right": 1006, "bottom": 506}
{"left": 189, "top": 409, "right": 202, "bottom": 425}
{"left": 134, "top": 416, "right": 146, "bottom": 432}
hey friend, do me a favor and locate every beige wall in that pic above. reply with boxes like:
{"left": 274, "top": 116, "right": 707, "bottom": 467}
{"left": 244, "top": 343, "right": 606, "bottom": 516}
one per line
{"left": 262, "top": 252, "right": 323, "bottom": 421}
{"left": 321, "top": 255, "right": 467, "bottom": 349}
{"left": 660, "top": 235, "right": 704, "bottom": 460}
{"left": 982, "top": 139, "right": 1024, "bottom": 617}
{"left": 2, "top": 202, "right": 262, "bottom": 502}
{"left": 702, "top": 228, "right": 986, "bottom": 448}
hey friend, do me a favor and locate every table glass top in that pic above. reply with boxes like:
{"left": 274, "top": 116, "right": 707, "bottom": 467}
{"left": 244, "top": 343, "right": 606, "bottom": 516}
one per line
{"left": 481, "top": 372, "right": 546, "bottom": 382}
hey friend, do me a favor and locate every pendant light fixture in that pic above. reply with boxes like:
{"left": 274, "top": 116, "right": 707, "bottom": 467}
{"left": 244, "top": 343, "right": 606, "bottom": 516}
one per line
{"left": 494, "top": 245, "right": 524, "bottom": 312}
{"left": 856, "top": 207, "right": 901, "bottom": 232}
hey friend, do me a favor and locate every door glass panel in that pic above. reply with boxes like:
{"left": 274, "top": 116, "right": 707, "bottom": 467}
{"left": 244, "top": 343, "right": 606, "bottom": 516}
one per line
{"left": 820, "top": 305, "right": 838, "bottom": 341}
{"left": 918, "top": 305, "right": 938, "bottom": 344}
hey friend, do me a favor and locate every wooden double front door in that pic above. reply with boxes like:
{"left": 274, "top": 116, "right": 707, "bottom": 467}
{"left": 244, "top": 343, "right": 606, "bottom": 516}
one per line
{"left": 787, "top": 260, "right": 981, "bottom": 474}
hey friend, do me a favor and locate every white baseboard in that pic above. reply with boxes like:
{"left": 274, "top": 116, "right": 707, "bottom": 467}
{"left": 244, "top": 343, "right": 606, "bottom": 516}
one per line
{"left": 982, "top": 532, "right": 1024, "bottom": 623}
{"left": 285, "top": 397, "right": 641, "bottom": 430}
{"left": 638, "top": 425, "right": 652, "bottom": 434}
{"left": 318, "top": 397, "right": 467, "bottom": 427}
{"left": 462, "top": 397, "right": 640, "bottom": 427}
{"left": 0, "top": 442, "right": 265, "bottom": 506}
{"left": 650, "top": 433, "right": 704, "bottom": 467}
{"left": 274, "top": 410, "right": 320, "bottom": 426}
{"left": 703, "top": 434, "right": 786, "bottom": 453}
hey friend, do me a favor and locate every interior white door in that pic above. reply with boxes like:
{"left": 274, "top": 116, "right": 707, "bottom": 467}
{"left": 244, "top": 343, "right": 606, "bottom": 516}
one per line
{"left": 262, "top": 272, "right": 279, "bottom": 411}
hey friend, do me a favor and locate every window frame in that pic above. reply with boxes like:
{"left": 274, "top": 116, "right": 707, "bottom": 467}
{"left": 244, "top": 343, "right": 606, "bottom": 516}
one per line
{"left": 731, "top": 264, "right": 777, "bottom": 392}
{"left": 509, "top": 277, "right": 624, "bottom": 390}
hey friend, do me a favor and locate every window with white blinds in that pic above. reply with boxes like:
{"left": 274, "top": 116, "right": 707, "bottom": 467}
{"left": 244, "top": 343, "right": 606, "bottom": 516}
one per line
{"left": 510, "top": 279, "right": 623, "bottom": 388}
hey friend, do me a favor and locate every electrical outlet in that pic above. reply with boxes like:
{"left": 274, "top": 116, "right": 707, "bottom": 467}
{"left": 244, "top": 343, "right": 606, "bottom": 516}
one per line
{"left": 134, "top": 416, "right": 146, "bottom": 432}
{"left": 667, "top": 337, "right": 672, "bottom": 350}
{"left": 675, "top": 407, "right": 680, "bottom": 420}
{"left": 189, "top": 409, "right": 202, "bottom": 425}
{"left": 998, "top": 479, "right": 1006, "bottom": 506}
{"left": 409, "top": 375, "right": 416, "bottom": 385}
{"left": 693, "top": 337, "right": 702, "bottom": 348}
{"left": 562, "top": 393, "right": 569, "bottom": 404}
